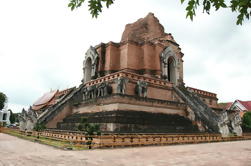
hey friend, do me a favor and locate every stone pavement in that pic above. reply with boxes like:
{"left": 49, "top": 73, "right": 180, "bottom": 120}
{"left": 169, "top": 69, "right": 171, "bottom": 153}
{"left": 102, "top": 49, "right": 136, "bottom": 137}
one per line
{"left": 0, "top": 133, "right": 251, "bottom": 166}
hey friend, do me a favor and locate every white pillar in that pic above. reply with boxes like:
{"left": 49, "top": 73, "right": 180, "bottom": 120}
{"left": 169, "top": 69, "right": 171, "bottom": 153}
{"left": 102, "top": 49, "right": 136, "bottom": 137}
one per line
{"left": 0, "top": 111, "right": 3, "bottom": 121}
{"left": 6, "top": 111, "right": 11, "bottom": 125}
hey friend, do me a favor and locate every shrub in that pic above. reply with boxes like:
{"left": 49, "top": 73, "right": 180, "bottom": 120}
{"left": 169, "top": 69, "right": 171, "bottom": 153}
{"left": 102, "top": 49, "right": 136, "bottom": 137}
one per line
{"left": 242, "top": 112, "right": 251, "bottom": 131}
{"left": 78, "top": 117, "right": 101, "bottom": 149}
{"left": 34, "top": 123, "right": 46, "bottom": 131}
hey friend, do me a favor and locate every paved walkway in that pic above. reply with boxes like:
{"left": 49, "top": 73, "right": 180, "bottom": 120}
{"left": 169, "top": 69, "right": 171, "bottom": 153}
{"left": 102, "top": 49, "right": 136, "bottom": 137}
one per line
{"left": 0, "top": 133, "right": 251, "bottom": 166}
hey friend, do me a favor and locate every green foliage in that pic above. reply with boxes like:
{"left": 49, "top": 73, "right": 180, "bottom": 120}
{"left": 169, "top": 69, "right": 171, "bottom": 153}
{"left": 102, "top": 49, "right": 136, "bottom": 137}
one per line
{"left": 14, "top": 113, "right": 19, "bottom": 123}
{"left": 181, "top": 0, "right": 251, "bottom": 25}
{"left": 68, "top": 0, "right": 114, "bottom": 18}
{"left": 242, "top": 111, "right": 251, "bottom": 129}
{"left": 77, "top": 117, "right": 101, "bottom": 149}
{"left": 0, "top": 122, "right": 6, "bottom": 127}
{"left": 9, "top": 109, "right": 15, "bottom": 124}
{"left": 0, "top": 92, "right": 7, "bottom": 110}
{"left": 68, "top": 0, "right": 250, "bottom": 25}
{"left": 4, "top": 129, "right": 87, "bottom": 150}
{"left": 34, "top": 123, "right": 46, "bottom": 131}
{"left": 78, "top": 117, "right": 101, "bottom": 135}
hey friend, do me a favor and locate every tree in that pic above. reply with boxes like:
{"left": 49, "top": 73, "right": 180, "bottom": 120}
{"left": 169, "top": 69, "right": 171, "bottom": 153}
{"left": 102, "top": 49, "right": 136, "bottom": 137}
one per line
{"left": 8, "top": 111, "right": 20, "bottom": 124}
{"left": 68, "top": 0, "right": 251, "bottom": 25}
{"left": 68, "top": 0, "right": 114, "bottom": 18}
{"left": 181, "top": 0, "right": 251, "bottom": 25}
{"left": 242, "top": 111, "right": 251, "bottom": 131}
{"left": 13, "top": 113, "right": 20, "bottom": 123}
{"left": 9, "top": 109, "right": 15, "bottom": 124}
{"left": 0, "top": 92, "right": 7, "bottom": 110}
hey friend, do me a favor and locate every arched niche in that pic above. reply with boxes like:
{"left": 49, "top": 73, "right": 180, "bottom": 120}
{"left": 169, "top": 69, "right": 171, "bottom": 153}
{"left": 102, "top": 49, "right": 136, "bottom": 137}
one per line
{"left": 167, "top": 57, "right": 176, "bottom": 84}
{"left": 160, "top": 46, "right": 178, "bottom": 85}
{"left": 83, "top": 46, "right": 99, "bottom": 83}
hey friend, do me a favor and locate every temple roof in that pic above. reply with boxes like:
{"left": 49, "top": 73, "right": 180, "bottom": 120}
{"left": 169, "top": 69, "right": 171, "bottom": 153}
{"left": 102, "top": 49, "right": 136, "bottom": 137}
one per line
{"left": 218, "top": 102, "right": 233, "bottom": 110}
{"left": 187, "top": 87, "right": 217, "bottom": 98}
{"left": 237, "top": 100, "right": 251, "bottom": 110}
{"left": 32, "top": 88, "right": 74, "bottom": 111}
{"left": 33, "top": 90, "right": 57, "bottom": 106}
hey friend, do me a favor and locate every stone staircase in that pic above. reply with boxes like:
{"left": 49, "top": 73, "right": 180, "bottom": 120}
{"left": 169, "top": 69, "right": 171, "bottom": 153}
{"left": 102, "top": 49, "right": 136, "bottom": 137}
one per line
{"left": 37, "top": 86, "right": 82, "bottom": 125}
{"left": 174, "top": 85, "right": 223, "bottom": 133}
{"left": 57, "top": 110, "right": 200, "bottom": 133}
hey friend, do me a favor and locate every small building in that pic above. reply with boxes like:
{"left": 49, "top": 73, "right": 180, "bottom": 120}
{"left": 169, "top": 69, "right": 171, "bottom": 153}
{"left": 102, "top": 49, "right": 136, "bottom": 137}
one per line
{"left": 0, "top": 109, "right": 11, "bottom": 125}
{"left": 229, "top": 100, "right": 251, "bottom": 117}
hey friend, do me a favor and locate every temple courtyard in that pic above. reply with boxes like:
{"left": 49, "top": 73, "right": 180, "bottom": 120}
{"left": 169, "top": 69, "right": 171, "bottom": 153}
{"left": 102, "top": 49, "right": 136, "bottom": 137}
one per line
{"left": 0, "top": 133, "right": 251, "bottom": 166}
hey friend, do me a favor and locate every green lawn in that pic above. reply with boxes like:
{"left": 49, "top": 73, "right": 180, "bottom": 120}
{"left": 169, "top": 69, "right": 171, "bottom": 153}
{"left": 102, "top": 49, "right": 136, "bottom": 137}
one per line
{"left": 3, "top": 129, "right": 88, "bottom": 150}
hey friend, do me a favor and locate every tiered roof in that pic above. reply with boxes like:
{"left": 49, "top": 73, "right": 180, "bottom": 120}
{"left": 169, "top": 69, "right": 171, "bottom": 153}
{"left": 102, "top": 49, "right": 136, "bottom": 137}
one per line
{"left": 32, "top": 88, "right": 73, "bottom": 111}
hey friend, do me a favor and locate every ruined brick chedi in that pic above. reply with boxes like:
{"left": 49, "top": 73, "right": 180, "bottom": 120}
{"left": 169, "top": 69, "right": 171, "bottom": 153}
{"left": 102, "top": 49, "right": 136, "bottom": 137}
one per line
{"left": 20, "top": 13, "right": 242, "bottom": 136}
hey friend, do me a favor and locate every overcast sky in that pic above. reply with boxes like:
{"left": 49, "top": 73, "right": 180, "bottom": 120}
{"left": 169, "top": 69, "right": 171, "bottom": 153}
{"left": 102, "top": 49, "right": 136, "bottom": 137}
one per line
{"left": 0, "top": 0, "right": 250, "bottom": 113}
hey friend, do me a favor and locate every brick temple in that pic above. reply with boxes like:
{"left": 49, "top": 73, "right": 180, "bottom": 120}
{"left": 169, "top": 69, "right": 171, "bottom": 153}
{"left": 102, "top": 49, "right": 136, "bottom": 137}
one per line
{"left": 21, "top": 13, "right": 242, "bottom": 136}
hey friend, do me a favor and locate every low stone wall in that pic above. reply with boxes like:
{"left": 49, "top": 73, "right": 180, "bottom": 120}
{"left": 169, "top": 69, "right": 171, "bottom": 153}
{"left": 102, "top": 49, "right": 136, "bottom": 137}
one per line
{"left": 4, "top": 128, "right": 250, "bottom": 149}
{"left": 97, "top": 134, "right": 249, "bottom": 148}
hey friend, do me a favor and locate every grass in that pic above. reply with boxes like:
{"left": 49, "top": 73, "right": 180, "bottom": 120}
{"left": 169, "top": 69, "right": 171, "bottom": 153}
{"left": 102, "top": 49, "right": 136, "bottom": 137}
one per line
{"left": 2, "top": 129, "right": 88, "bottom": 150}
